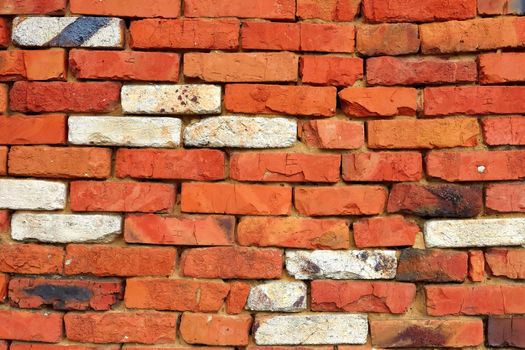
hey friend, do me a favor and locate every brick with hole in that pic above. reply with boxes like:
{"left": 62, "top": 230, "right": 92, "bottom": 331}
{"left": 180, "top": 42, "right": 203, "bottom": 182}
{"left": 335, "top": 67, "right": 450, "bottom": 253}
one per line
{"left": 342, "top": 152, "right": 423, "bottom": 182}
{"left": 0, "top": 115, "right": 66, "bottom": 145}
{"left": 180, "top": 313, "right": 252, "bottom": 346}
{"left": 299, "top": 119, "right": 364, "bottom": 149}
{"left": 301, "top": 56, "right": 363, "bottom": 86}
{"left": 300, "top": 23, "right": 355, "bottom": 53}
{"left": 0, "top": 50, "right": 66, "bottom": 81}
{"left": 0, "top": 243, "right": 64, "bottom": 274}
{"left": 70, "top": 0, "right": 180, "bottom": 17}
{"left": 357, "top": 23, "right": 420, "bottom": 56}
{"left": 353, "top": 215, "right": 420, "bottom": 248}
{"left": 241, "top": 22, "right": 300, "bottom": 51}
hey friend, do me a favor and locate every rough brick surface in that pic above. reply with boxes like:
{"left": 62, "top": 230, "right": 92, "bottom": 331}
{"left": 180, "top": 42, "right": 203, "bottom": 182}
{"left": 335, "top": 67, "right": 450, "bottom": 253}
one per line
{"left": 362, "top": 0, "right": 476, "bottom": 22}
{"left": 0, "top": 50, "right": 66, "bottom": 81}
{"left": 299, "top": 119, "right": 364, "bottom": 149}
{"left": 70, "top": 0, "right": 181, "bottom": 18}
{"left": 357, "top": 23, "right": 420, "bottom": 56}
{"left": 353, "top": 216, "right": 420, "bottom": 248}
{"left": 343, "top": 152, "right": 422, "bottom": 182}
{"left": 0, "top": 114, "right": 67, "bottom": 145}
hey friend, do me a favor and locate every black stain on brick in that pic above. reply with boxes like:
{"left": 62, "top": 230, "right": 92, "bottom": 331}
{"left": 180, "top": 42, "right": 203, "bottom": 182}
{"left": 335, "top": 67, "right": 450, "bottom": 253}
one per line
{"left": 47, "top": 17, "right": 111, "bottom": 47}
{"left": 424, "top": 185, "right": 482, "bottom": 218}
{"left": 293, "top": 295, "right": 305, "bottom": 308}
{"left": 509, "top": 0, "right": 525, "bottom": 14}
{"left": 300, "top": 260, "right": 321, "bottom": 275}
{"left": 392, "top": 325, "right": 447, "bottom": 347}
{"left": 24, "top": 284, "right": 93, "bottom": 309}
{"left": 217, "top": 216, "right": 235, "bottom": 236}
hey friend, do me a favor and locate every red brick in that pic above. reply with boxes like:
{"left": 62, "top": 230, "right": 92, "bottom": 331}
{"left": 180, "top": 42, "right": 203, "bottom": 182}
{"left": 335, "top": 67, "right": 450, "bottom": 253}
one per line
{"left": 70, "top": 0, "right": 180, "bottom": 17}
{"left": 0, "top": 18, "right": 10, "bottom": 48}
{"left": 367, "top": 56, "right": 477, "bottom": 86}
{"left": 125, "top": 278, "right": 229, "bottom": 312}
{"left": 0, "top": 84, "right": 7, "bottom": 113}
{"left": 238, "top": 217, "right": 350, "bottom": 249}
{"left": 0, "top": 310, "right": 63, "bottom": 342}
{"left": 387, "top": 183, "right": 483, "bottom": 217}
{"left": 371, "top": 319, "right": 484, "bottom": 348}
{"left": 0, "top": 50, "right": 66, "bottom": 81}
{"left": 180, "top": 313, "right": 252, "bottom": 346}
{"left": 130, "top": 19, "right": 240, "bottom": 50}
{"left": 0, "top": 210, "right": 8, "bottom": 232}
{"left": 297, "top": 0, "right": 361, "bottom": 21}
{"left": 184, "top": 0, "right": 295, "bottom": 19}
{"left": 11, "top": 344, "right": 119, "bottom": 350}
{"left": 181, "top": 247, "right": 282, "bottom": 279}
{"left": 70, "top": 50, "right": 179, "bottom": 82}
{"left": 427, "top": 150, "right": 525, "bottom": 181}
{"left": 0, "top": 273, "right": 7, "bottom": 302}
{"left": 181, "top": 183, "right": 292, "bottom": 216}
{"left": 241, "top": 22, "right": 300, "bottom": 51}
{"left": 125, "top": 214, "right": 234, "bottom": 246}
{"left": 488, "top": 316, "right": 525, "bottom": 348}
{"left": 225, "top": 84, "right": 336, "bottom": 117}
{"left": 426, "top": 285, "right": 525, "bottom": 315}
{"left": 8, "top": 277, "right": 122, "bottom": 311}
{"left": 478, "top": 0, "right": 507, "bottom": 14}
{"left": 65, "top": 245, "right": 176, "bottom": 277}
{"left": 486, "top": 248, "right": 525, "bottom": 279}
{"left": 294, "top": 186, "right": 387, "bottom": 216}
{"left": 483, "top": 117, "right": 525, "bottom": 145}
{"left": 10, "top": 82, "right": 121, "bottom": 113}
{"left": 343, "top": 152, "right": 422, "bottom": 182}
{"left": 486, "top": 184, "right": 525, "bottom": 212}
{"left": 226, "top": 282, "right": 250, "bottom": 314}
{"left": 301, "top": 56, "right": 362, "bottom": 86}
{"left": 65, "top": 312, "right": 177, "bottom": 344}
{"left": 425, "top": 86, "right": 525, "bottom": 116}
{"left": 0, "top": 0, "right": 65, "bottom": 14}
{"left": 357, "top": 23, "right": 420, "bottom": 56}
{"left": 115, "top": 148, "right": 225, "bottom": 181}
{"left": 353, "top": 216, "right": 419, "bottom": 248}
{"left": 0, "top": 114, "right": 66, "bottom": 145}
{"left": 0, "top": 147, "right": 7, "bottom": 175}
{"left": 368, "top": 118, "right": 480, "bottom": 149}
{"left": 9, "top": 146, "right": 111, "bottom": 179}
{"left": 0, "top": 243, "right": 63, "bottom": 274}
{"left": 184, "top": 52, "right": 298, "bottom": 82}
{"left": 363, "top": 0, "right": 476, "bottom": 22}
{"left": 469, "top": 250, "right": 485, "bottom": 282}
{"left": 397, "top": 249, "right": 468, "bottom": 282}
{"left": 421, "top": 17, "right": 525, "bottom": 54}
{"left": 340, "top": 87, "right": 418, "bottom": 117}
{"left": 480, "top": 53, "right": 525, "bottom": 83}
{"left": 231, "top": 152, "right": 340, "bottom": 183}
{"left": 312, "top": 281, "right": 416, "bottom": 314}
{"left": 70, "top": 181, "right": 175, "bottom": 213}
{"left": 300, "top": 23, "right": 355, "bottom": 53}
{"left": 299, "top": 119, "right": 364, "bottom": 149}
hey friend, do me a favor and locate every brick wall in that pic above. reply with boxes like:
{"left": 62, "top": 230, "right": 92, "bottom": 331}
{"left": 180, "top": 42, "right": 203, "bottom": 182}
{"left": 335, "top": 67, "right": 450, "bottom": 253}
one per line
{"left": 0, "top": 0, "right": 524, "bottom": 348}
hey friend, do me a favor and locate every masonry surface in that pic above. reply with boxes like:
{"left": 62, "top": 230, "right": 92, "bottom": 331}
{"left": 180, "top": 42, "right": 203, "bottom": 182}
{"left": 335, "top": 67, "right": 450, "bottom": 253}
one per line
{"left": 0, "top": 0, "right": 525, "bottom": 348}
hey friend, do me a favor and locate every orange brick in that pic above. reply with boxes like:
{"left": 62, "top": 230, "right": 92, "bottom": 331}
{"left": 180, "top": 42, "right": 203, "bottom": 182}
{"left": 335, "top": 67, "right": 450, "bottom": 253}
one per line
{"left": 339, "top": 87, "right": 417, "bottom": 117}
{"left": 353, "top": 215, "right": 419, "bottom": 248}
{"left": 130, "top": 19, "right": 240, "bottom": 50}
{"left": 357, "top": 23, "right": 420, "bottom": 56}
{"left": 483, "top": 117, "right": 525, "bottom": 145}
{"left": 181, "top": 183, "right": 292, "bottom": 216}
{"left": 70, "top": 50, "right": 180, "bottom": 81}
{"left": 485, "top": 248, "right": 525, "bottom": 279}
{"left": 9, "top": 146, "right": 111, "bottom": 179}
{"left": 0, "top": 0, "right": 65, "bottom": 14}
{"left": 294, "top": 186, "right": 388, "bottom": 216}
{"left": 0, "top": 18, "right": 10, "bottom": 47}
{"left": 301, "top": 56, "right": 363, "bottom": 86}
{"left": 241, "top": 22, "right": 300, "bottom": 51}
{"left": 225, "top": 84, "right": 336, "bottom": 117}
{"left": 0, "top": 147, "right": 6, "bottom": 175}
{"left": 184, "top": 0, "right": 295, "bottom": 19}
{"left": 0, "top": 50, "right": 65, "bottom": 81}
{"left": 0, "top": 210, "right": 8, "bottom": 233}
{"left": 297, "top": 0, "right": 361, "bottom": 21}
{"left": 180, "top": 313, "right": 252, "bottom": 346}
{"left": 343, "top": 152, "right": 423, "bottom": 182}
{"left": 299, "top": 119, "right": 364, "bottom": 149}
{"left": 10, "top": 344, "right": 119, "bottom": 350}
{"left": 0, "top": 273, "right": 7, "bottom": 302}
{"left": 0, "top": 243, "right": 64, "bottom": 274}
{"left": 480, "top": 52, "right": 525, "bottom": 83}
{"left": 300, "top": 23, "right": 355, "bottom": 53}
{"left": 363, "top": 0, "right": 476, "bottom": 22}
{"left": 0, "top": 310, "right": 63, "bottom": 342}
{"left": 469, "top": 250, "right": 485, "bottom": 282}
{"left": 70, "top": 0, "right": 180, "bottom": 17}
{"left": 0, "top": 84, "right": 7, "bottom": 113}
{"left": 0, "top": 114, "right": 67, "bottom": 145}
{"left": 486, "top": 184, "right": 525, "bottom": 213}
{"left": 226, "top": 282, "right": 250, "bottom": 314}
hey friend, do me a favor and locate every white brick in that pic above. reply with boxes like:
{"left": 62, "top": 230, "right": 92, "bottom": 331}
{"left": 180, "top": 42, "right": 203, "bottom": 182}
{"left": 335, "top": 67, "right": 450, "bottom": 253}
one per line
{"left": 247, "top": 281, "right": 307, "bottom": 312}
{"left": 11, "top": 213, "right": 121, "bottom": 243}
{"left": 184, "top": 116, "right": 297, "bottom": 148}
{"left": 286, "top": 250, "right": 397, "bottom": 280}
{"left": 254, "top": 314, "right": 368, "bottom": 345}
{"left": 424, "top": 218, "right": 525, "bottom": 248}
{"left": 121, "top": 84, "right": 221, "bottom": 115}
{"left": 0, "top": 179, "right": 66, "bottom": 210}
{"left": 68, "top": 116, "right": 181, "bottom": 147}
{"left": 12, "top": 17, "right": 124, "bottom": 48}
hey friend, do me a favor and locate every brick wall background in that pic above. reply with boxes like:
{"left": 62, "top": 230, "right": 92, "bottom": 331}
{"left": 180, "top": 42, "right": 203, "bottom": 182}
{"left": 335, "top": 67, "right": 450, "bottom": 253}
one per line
{"left": 0, "top": 0, "right": 524, "bottom": 348}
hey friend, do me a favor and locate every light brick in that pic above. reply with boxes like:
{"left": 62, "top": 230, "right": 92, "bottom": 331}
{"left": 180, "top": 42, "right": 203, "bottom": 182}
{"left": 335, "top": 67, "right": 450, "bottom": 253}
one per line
{"left": 0, "top": 49, "right": 66, "bottom": 81}
{"left": 247, "top": 281, "right": 307, "bottom": 312}
{"left": 0, "top": 179, "right": 66, "bottom": 210}
{"left": 70, "top": 0, "right": 180, "bottom": 17}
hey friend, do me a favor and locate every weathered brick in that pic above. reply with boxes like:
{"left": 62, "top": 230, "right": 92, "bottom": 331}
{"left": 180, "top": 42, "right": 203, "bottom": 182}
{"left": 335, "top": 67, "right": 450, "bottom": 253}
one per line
{"left": 247, "top": 281, "right": 306, "bottom": 312}
{"left": 368, "top": 118, "right": 480, "bottom": 149}
{"left": 184, "top": 52, "right": 298, "bottom": 83}
{"left": 486, "top": 248, "right": 525, "bottom": 279}
{"left": 363, "top": 0, "right": 476, "bottom": 22}
{"left": 70, "top": 0, "right": 180, "bottom": 17}
{"left": 9, "top": 146, "right": 111, "bottom": 179}
{"left": 480, "top": 52, "right": 525, "bottom": 83}
{"left": 10, "top": 344, "right": 119, "bottom": 350}
{"left": 0, "top": 179, "right": 66, "bottom": 210}
{"left": 343, "top": 152, "right": 422, "bottom": 182}
{"left": 8, "top": 277, "right": 122, "bottom": 311}
{"left": 238, "top": 217, "right": 350, "bottom": 249}
{"left": 397, "top": 249, "right": 468, "bottom": 282}
{"left": 0, "top": 18, "right": 9, "bottom": 48}
{"left": 340, "top": 87, "right": 418, "bottom": 117}
{"left": 488, "top": 316, "right": 525, "bottom": 348}
{"left": 0, "top": 273, "right": 7, "bottom": 302}
{"left": 387, "top": 183, "right": 483, "bottom": 217}
{"left": 65, "top": 312, "right": 177, "bottom": 344}
{"left": 297, "top": 0, "right": 361, "bottom": 21}
{"left": 225, "top": 84, "right": 336, "bottom": 117}
{"left": 125, "top": 214, "right": 234, "bottom": 246}
{"left": 241, "top": 22, "right": 300, "bottom": 51}
{"left": 65, "top": 245, "right": 176, "bottom": 277}
{"left": 180, "top": 313, "right": 252, "bottom": 346}
{"left": 299, "top": 119, "right": 364, "bottom": 149}
{"left": 1, "top": 0, "right": 65, "bottom": 14}
{"left": 227, "top": 282, "right": 251, "bottom": 314}
{"left": 300, "top": 23, "right": 355, "bottom": 53}
{"left": 0, "top": 243, "right": 64, "bottom": 274}
{"left": 295, "top": 186, "right": 387, "bottom": 216}
{"left": 469, "top": 250, "right": 485, "bottom": 282}
{"left": 0, "top": 310, "right": 62, "bottom": 342}
{"left": 0, "top": 84, "right": 7, "bottom": 113}
{"left": 367, "top": 56, "right": 477, "bottom": 85}
{"left": 477, "top": 0, "right": 509, "bottom": 14}
{"left": 130, "top": 19, "right": 239, "bottom": 49}
{"left": 182, "top": 247, "right": 283, "bottom": 279}
{"left": 0, "top": 147, "right": 7, "bottom": 175}
{"left": 0, "top": 50, "right": 66, "bottom": 81}
{"left": 125, "top": 278, "right": 229, "bottom": 312}
{"left": 301, "top": 56, "right": 362, "bottom": 86}
{"left": 0, "top": 114, "right": 66, "bottom": 145}
{"left": 184, "top": 0, "right": 295, "bottom": 19}
{"left": 357, "top": 23, "right": 420, "bottom": 56}
{"left": 353, "top": 216, "right": 419, "bottom": 248}
{"left": 487, "top": 184, "right": 525, "bottom": 212}
{"left": 483, "top": 116, "right": 525, "bottom": 145}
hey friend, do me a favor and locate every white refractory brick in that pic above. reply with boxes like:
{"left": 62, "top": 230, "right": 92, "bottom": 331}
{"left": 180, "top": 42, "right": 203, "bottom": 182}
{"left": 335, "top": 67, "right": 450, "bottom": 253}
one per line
{"left": 424, "top": 218, "right": 525, "bottom": 248}
{"left": 68, "top": 116, "right": 182, "bottom": 148}
{"left": 247, "top": 281, "right": 307, "bottom": 312}
{"left": 121, "top": 84, "right": 222, "bottom": 115}
{"left": 12, "top": 17, "right": 124, "bottom": 48}
{"left": 254, "top": 314, "right": 368, "bottom": 345}
{"left": 11, "top": 213, "right": 121, "bottom": 243}
{"left": 286, "top": 250, "right": 397, "bottom": 280}
{"left": 0, "top": 179, "right": 66, "bottom": 210}
{"left": 184, "top": 116, "right": 297, "bottom": 148}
